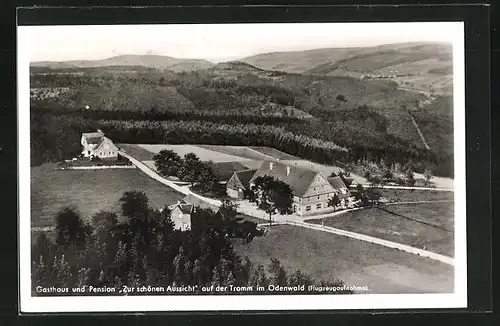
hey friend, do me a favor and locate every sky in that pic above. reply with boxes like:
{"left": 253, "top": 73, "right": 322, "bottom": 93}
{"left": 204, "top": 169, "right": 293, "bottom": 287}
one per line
{"left": 22, "top": 22, "right": 462, "bottom": 63}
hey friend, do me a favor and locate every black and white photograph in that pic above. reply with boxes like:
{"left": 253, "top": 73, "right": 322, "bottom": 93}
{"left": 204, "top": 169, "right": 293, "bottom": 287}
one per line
{"left": 18, "top": 21, "right": 466, "bottom": 312}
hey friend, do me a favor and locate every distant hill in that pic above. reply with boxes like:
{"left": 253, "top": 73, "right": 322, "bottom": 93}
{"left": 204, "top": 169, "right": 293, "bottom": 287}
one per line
{"left": 31, "top": 55, "right": 214, "bottom": 72}
{"left": 241, "top": 42, "right": 451, "bottom": 73}
{"left": 241, "top": 42, "right": 453, "bottom": 95}
{"left": 305, "top": 42, "right": 451, "bottom": 75}
{"left": 211, "top": 61, "right": 264, "bottom": 72}
{"left": 241, "top": 48, "right": 359, "bottom": 73}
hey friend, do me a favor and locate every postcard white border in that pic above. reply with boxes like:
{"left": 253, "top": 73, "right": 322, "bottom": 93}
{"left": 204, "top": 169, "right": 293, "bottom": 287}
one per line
{"left": 18, "top": 22, "right": 467, "bottom": 313}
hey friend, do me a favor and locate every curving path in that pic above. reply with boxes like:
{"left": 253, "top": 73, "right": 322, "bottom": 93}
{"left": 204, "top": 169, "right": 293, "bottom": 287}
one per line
{"left": 279, "top": 220, "right": 454, "bottom": 266}
{"left": 118, "top": 150, "right": 455, "bottom": 266}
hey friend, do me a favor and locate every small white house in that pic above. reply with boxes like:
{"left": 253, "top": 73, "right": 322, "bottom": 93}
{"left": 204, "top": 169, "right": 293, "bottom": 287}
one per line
{"left": 168, "top": 194, "right": 221, "bottom": 231}
{"left": 81, "top": 130, "right": 118, "bottom": 159}
{"left": 169, "top": 201, "right": 194, "bottom": 231}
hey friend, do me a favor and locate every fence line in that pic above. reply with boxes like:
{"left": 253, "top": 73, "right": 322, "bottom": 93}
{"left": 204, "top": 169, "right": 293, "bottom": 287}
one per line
{"left": 59, "top": 165, "right": 136, "bottom": 170}
{"left": 350, "top": 184, "right": 454, "bottom": 192}
{"left": 260, "top": 220, "right": 454, "bottom": 266}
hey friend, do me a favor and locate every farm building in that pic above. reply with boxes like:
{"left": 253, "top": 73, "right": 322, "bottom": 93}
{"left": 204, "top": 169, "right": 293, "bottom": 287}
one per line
{"left": 168, "top": 194, "right": 220, "bottom": 231}
{"left": 228, "top": 160, "right": 352, "bottom": 216}
{"left": 81, "top": 130, "right": 119, "bottom": 159}
{"left": 226, "top": 169, "right": 258, "bottom": 199}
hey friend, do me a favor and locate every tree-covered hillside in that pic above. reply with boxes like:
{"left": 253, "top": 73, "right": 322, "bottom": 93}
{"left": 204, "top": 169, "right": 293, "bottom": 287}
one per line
{"left": 29, "top": 64, "right": 454, "bottom": 177}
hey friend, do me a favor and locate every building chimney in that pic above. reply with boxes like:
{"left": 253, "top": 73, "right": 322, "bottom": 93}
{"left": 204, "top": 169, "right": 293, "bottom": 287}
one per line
{"left": 286, "top": 166, "right": 291, "bottom": 176}
{"left": 269, "top": 162, "right": 275, "bottom": 170}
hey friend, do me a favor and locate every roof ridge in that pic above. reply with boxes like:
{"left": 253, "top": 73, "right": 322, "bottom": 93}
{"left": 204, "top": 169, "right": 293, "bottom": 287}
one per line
{"left": 275, "top": 160, "right": 316, "bottom": 175}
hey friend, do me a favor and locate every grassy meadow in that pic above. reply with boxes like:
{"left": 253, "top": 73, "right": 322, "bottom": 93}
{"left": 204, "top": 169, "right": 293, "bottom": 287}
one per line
{"left": 307, "top": 202, "right": 454, "bottom": 257}
{"left": 233, "top": 225, "right": 454, "bottom": 294}
{"left": 31, "top": 164, "right": 185, "bottom": 228}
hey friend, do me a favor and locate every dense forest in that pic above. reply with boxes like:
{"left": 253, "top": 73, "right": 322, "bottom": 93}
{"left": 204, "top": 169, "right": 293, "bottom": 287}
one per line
{"left": 30, "top": 67, "right": 454, "bottom": 177}
{"left": 32, "top": 191, "right": 352, "bottom": 295}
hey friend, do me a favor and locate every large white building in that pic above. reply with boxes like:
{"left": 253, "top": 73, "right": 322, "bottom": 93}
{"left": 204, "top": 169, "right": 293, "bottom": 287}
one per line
{"left": 227, "top": 160, "right": 352, "bottom": 216}
{"left": 81, "top": 130, "right": 118, "bottom": 159}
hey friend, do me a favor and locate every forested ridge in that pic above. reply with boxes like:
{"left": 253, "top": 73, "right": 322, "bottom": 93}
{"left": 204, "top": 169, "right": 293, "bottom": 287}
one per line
{"left": 30, "top": 67, "right": 454, "bottom": 177}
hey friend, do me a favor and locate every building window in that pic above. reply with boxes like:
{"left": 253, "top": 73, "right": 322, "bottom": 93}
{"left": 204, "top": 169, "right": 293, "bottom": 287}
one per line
{"left": 306, "top": 205, "right": 311, "bottom": 211}
{"left": 316, "top": 203, "right": 322, "bottom": 209}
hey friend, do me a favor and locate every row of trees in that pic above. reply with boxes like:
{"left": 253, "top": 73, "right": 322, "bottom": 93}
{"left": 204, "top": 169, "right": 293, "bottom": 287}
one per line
{"left": 347, "top": 159, "right": 433, "bottom": 187}
{"left": 32, "top": 191, "right": 352, "bottom": 295}
{"left": 153, "top": 150, "right": 225, "bottom": 197}
{"left": 30, "top": 112, "right": 351, "bottom": 168}
{"left": 34, "top": 106, "right": 304, "bottom": 126}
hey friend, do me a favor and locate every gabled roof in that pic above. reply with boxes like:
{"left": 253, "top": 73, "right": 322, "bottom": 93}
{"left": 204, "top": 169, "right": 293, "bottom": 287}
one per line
{"left": 82, "top": 131, "right": 104, "bottom": 141}
{"left": 234, "top": 169, "right": 258, "bottom": 189}
{"left": 327, "top": 176, "right": 350, "bottom": 198}
{"left": 327, "top": 176, "right": 347, "bottom": 190}
{"left": 94, "top": 137, "right": 118, "bottom": 152}
{"left": 86, "top": 137, "right": 104, "bottom": 145}
{"left": 183, "top": 194, "right": 220, "bottom": 213}
{"left": 177, "top": 204, "right": 193, "bottom": 214}
{"left": 249, "top": 160, "right": 318, "bottom": 197}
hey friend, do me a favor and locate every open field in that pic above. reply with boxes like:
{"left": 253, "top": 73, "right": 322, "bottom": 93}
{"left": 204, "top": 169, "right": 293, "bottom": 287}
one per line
{"left": 249, "top": 147, "right": 299, "bottom": 160}
{"left": 138, "top": 144, "right": 251, "bottom": 162}
{"left": 208, "top": 161, "right": 249, "bottom": 181}
{"left": 196, "top": 145, "right": 272, "bottom": 160}
{"left": 117, "top": 143, "right": 156, "bottom": 160}
{"left": 239, "top": 160, "right": 265, "bottom": 170}
{"left": 233, "top": 225, "right": 453, "bottom": 294}
{"left": 307, "top": 202, "right": 454, "bottom": 257}
{"left": 31, "top": 164, "right": 185, "bottom": 227}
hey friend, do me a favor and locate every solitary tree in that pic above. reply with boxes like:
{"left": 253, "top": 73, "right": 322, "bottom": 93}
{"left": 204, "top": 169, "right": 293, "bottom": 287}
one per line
{"left": 178, "top": 153, "right": 201, "bottom": 186}
{"left": 251, "top": 176, "right": 293, "bottom": 225}
{"left": 153, "top": 149, "right": 182, "bottom": 177}
{"left": 197, "top": 162, "right": 219, "bottom": 193}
